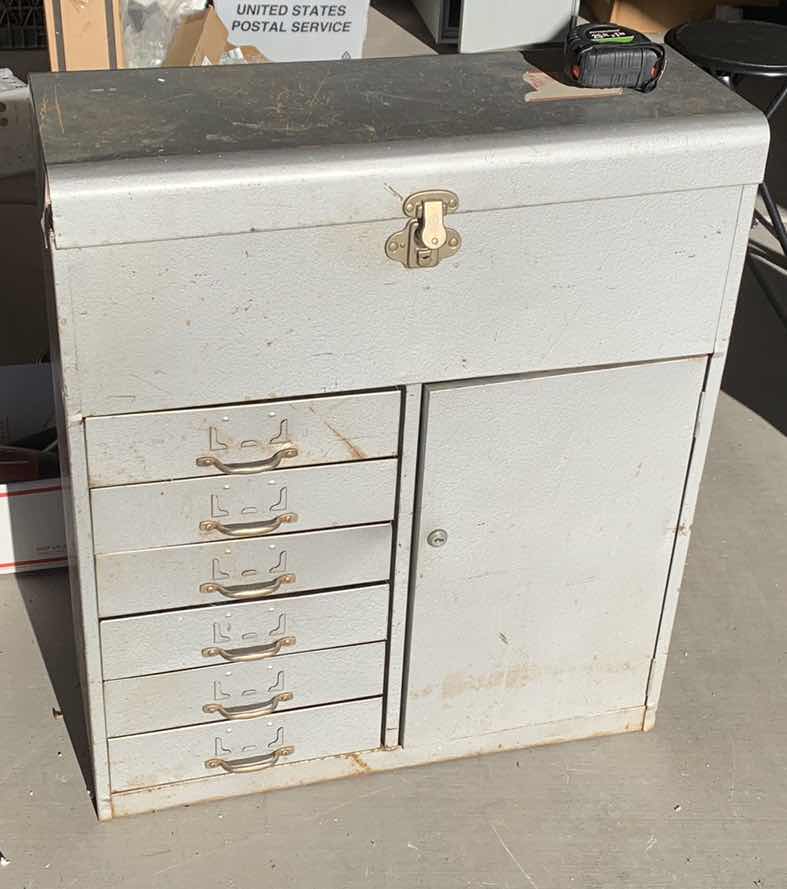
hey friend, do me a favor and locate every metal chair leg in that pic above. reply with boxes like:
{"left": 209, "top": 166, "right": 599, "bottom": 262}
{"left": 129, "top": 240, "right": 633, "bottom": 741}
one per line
{"left": 719, "top": 77, "right": 787, "bottom": 256}
{"left": 765, "top": 80, "right": 787, "bottom": 121}
{"left": 759, "top": 181, "right": 787, "bottom": 255}
{"left": 761, "top": 80, "right": 787, "bottom": 254}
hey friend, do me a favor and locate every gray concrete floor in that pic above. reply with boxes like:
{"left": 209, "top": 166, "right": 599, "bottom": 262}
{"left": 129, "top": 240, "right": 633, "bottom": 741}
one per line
{"left": 1, "top": 255, "right": 785, "bottom": 888}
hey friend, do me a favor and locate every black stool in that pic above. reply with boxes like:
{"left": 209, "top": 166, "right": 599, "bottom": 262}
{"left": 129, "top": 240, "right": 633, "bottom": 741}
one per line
{"left": 666, "top": 20, "right": 787, "bottom": 255}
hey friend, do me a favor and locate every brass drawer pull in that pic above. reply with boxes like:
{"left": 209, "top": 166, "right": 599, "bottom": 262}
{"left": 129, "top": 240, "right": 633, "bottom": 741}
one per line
{"left": 196, "top": 446, "right": 299, "bottom": 475}
{"left": 205, "top": 745, "right": 295, "bottom": 773}
{"left": 199, "top": 513, "right": 298, "bottom": 538}
{"left": 200, "top": 573, "right": 296, "bottom": 600}
{"left": 202, "top": 636, "right": 296, "bottom": 663}
{"left": 203, "top": 691, "right": 294, "bottom": 721}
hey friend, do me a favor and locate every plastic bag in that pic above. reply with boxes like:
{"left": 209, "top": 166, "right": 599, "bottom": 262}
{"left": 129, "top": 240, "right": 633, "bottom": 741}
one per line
{"left": 122, "top": 0, "right": 206, "bottom": 68}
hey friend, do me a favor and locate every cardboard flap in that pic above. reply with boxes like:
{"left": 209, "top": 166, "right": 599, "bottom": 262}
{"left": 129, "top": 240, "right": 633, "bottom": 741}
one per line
{"left": 164, "top": 8, "right": 229, "bottom": 67}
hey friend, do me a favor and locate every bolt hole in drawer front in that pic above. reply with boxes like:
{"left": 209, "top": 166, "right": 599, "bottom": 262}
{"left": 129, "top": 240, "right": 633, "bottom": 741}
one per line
{"left": 104, "top": 641, "right": 385, "bottom": 737}
{"left": 90, "top": 459, "right": 397, "bottom": 555}
{"left": 108, "top": 697, "right": 383, "bottom": 792}
{"left": 95, "top": 524, "right": 392, "bottom": 618}
{"left": 85, "top": 391, "right": 401, "bottom": 487}
{"left": 100, "top": 584, "right": 389, "bottom": 680}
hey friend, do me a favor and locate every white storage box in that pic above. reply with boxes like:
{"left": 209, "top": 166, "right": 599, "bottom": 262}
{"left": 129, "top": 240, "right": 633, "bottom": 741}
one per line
{"left": 212, "top": 0, "right": 372, "bottom": 61}
{"left": 0, "top": 478, "right": 67, "bottom": 574}
{"left": 412, "top": 0, "right": 576, "bottom": 50}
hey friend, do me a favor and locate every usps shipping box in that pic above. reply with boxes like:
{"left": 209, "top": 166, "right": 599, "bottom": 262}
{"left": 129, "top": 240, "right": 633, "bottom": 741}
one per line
{"left": 212, "top": 1, "right": 371, "bottom": 61}
{"left": 0, "top": 478, "right": 67, "bottom": 574}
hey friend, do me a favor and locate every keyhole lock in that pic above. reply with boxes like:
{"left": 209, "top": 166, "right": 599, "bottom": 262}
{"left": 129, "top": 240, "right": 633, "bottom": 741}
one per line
{"left": 427, "top": 529, "right": 448, "bottom": 548}
{"left": 385, "top": 190, "right": 461, "bottom": 270}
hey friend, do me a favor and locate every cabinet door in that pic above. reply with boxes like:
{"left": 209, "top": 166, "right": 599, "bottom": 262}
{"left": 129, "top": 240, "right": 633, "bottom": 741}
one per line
{"left": 404, "top": 358, "right": 705, "bottom": 747}
{"left": 459, "top": 0, "right": 575, "bottom": 52}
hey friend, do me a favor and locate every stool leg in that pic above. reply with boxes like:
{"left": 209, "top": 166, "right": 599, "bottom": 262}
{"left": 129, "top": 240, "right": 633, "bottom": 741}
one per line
{"left": 760, "top": 81, "right": 787, "bottom": 254}
{"left": 717, "top": 76, "right": 787, "bottom": 255}
{"left": 760, "top": 181, "right": 787, "bottom": 255}
{"left": 761, "top": 81, "right": 787, "bottom": 253}
{"left": 765, "top": 80, "right": 787, "bottom": 121}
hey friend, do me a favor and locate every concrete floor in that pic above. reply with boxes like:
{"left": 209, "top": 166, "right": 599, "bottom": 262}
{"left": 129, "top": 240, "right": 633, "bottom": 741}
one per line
{"left": 0, "top": 254, "right": 785, "bottom": 888}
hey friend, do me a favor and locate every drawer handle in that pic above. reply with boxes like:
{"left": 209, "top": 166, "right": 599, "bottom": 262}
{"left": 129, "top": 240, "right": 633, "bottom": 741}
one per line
{"left": 199, "top": 513, "right": 298, "bottom": 538}
{"left": 196, "top": 446, "right": 299, "bottom": 475}
{"left": 205, "top": 745, "right": 295, "bottom": 774}
{"left": 202, "top": 636, "right": 296, "bottom": 662}
{"left": 200, "top": 573, "right": 296, "bottom": 600}
{"left": 203, "top": 691, "right": 294, "bottom": 720}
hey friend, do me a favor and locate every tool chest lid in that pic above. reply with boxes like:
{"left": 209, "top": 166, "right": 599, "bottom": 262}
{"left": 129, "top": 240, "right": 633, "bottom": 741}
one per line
{"left": 30, "top": 49, "right": 769, "bottom": 249}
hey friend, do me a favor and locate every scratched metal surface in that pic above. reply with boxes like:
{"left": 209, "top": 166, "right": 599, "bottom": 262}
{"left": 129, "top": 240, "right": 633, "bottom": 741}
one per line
{"left": 29, "top": 48, "right": 751, "bottom": 166}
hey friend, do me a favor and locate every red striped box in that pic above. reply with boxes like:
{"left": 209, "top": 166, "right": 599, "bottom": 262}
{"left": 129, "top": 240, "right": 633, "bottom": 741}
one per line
{"left": 0, "top": 478, "right": 67, "bottom": 574}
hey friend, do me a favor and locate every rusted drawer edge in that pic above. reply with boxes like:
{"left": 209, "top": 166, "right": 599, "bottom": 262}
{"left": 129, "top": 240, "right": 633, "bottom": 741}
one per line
{"left": 108, "top": 697, "right": 383, "bottom": 792}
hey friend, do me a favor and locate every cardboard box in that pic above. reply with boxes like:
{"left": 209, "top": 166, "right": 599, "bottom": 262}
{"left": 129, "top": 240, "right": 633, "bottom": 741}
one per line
{"left": 164, "top": 8, "right": 270, "bottom": 66}
{"left": 44, "top": 0, "right": 126, "bottom": 71}
{"left": 164, "top": 7, "right": 229, "bottom": 66}
{"left": 589, "top": 0, "right": 711, "bottom": 31}
{"left": 590, "top": 0, "right": 778, "bottom": 32}
{"left": 44, "top": 0, "right": 370, "bottom": 70}
{"left": 212, "top": 0, "right": 371, "bottom": 62}
{"left": 0, "top": 478, "right": 67, "bottom": 574}
{"left": 230, "top": 43, "right": 270, "bottom": 63}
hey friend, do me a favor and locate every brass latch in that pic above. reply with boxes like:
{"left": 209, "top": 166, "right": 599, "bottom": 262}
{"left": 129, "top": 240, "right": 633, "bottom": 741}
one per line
{"left": 385, "top": 190, "right": 461, "bottom": 269}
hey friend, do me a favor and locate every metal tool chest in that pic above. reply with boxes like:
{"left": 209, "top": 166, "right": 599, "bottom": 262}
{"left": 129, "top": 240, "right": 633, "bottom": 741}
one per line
{"left": 31, "top": 48, "right": 769, "bottom": 819}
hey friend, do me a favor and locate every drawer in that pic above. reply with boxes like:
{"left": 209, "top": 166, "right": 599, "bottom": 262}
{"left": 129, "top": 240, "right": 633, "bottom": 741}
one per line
{"left": 91, "top": 459, "right": 397, "bottom": 555}
{"left": 85, "top": 391, "right": 401, "bottom": 486}
{"left": 96, "top": 524, "right": 392, "bottom": 617}
{"left": 108, "top": 697, "right": 382, "bottom": 792}
{"left": 104, "top": 641, "right": 385, "bottom": 737}
{"left": 100, "top": 583, "right": 389, "bottom": 679}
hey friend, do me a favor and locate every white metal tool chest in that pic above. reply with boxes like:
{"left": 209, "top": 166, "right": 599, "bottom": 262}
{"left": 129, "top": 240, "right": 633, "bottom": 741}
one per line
{"left": 30, "top": 48, "right": 769, "bottom": 819}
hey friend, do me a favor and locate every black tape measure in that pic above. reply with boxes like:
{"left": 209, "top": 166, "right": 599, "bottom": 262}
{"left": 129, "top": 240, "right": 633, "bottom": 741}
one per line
{"left": 565, "top": 23, "right": 667, "bottom": 93}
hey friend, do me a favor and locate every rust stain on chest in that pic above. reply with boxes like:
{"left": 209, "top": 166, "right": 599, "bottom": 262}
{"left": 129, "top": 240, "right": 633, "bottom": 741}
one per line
{"left": 322, "top": 418, "right": 367, "bottom": 460}
{"left": 343, "top": 752, "right": 371, "bottom": 773}
{"left": 442, "top": 664, "right": 532, "bottom": 699}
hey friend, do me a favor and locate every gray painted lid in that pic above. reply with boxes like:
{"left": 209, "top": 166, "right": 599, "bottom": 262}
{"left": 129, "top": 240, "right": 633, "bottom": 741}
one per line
{"left": 30, "top": 49, "right": 769, "bottom": 249}
{"left": 31, "top": 49, "right": 756, "bottom": 166}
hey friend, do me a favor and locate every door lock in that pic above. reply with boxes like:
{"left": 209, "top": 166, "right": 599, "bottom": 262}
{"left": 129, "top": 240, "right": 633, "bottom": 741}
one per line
{"left": 386, "top": 191, "right": 462, "bottom": 270}
{"left": 427, "top": 529, "right": 449, "bottom": 548}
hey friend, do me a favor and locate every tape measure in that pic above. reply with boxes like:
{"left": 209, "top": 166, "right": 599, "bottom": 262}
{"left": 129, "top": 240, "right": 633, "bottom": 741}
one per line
{"left": 565, "top": 23, "right": 667, "bottom": 93}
